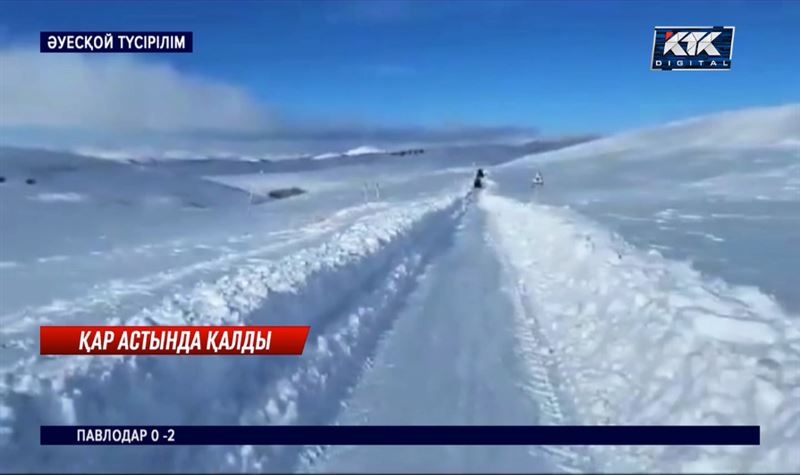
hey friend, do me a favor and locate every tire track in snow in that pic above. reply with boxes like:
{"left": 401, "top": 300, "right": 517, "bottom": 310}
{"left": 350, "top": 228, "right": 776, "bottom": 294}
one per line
{"left": 485, "top": 225, "right": 594, "bottom": 474}
{"left": 238, "top": 198, "right": 470, "bottom": 472}
{"left": 305, "top": 203, "right": 566, "bottom": 473}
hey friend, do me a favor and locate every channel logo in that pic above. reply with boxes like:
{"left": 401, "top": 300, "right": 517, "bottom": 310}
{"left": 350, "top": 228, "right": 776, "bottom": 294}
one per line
{"left": 651, "top": 26, "right": 735, "bottom": 71}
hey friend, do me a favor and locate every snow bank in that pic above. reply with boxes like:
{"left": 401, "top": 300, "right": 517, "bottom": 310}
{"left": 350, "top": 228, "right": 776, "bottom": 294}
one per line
{"left": 482, "top": 194, "right": 800, "bottom": 473}
{"left": 488, "top": 103, "right": 800, "bottom": 321}
{"left": 0, "top": 193, "right": 467, "bottom": 473}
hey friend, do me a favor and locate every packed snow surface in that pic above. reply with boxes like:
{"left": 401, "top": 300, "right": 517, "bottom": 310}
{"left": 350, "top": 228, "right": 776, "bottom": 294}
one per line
{"left": 1, "top": 104, "right": 798, "bottom": 473}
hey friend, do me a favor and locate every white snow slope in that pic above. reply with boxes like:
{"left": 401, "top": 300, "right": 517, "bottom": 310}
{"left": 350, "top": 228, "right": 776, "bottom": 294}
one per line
{"left": 482, "top": 194, "right": 798, "bottom": 472}
{"left": 1, "top": 104, "right": 798, "bottom": 473}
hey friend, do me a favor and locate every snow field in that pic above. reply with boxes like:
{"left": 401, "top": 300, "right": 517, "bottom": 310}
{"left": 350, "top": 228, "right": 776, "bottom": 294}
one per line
{"left": 482, "top": 193, "right": 800, "bottom": 473}
{"left": 0, "top": 193, "right": 467, "bottom": 473}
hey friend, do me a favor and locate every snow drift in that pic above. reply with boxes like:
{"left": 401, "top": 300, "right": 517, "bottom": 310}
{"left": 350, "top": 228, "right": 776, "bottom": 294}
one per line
{"left": 481, "top": 104, "right": 800, "bottom": 472}
{"left": 493, "top": 103, "right": 800, "bottom": 313}
{"left": 483, "top": 194, "right": 800, "bottom": 473}
{"left": 0, "top": 193, "right": 466, "bottom": 473}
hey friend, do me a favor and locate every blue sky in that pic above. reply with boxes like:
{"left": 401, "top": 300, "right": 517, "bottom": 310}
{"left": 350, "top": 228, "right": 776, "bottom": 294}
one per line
{"left": 0, "top": 0, "right": 798, "bottom": 155}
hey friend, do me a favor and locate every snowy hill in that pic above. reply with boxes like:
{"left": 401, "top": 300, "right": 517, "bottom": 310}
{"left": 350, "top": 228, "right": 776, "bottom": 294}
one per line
{"left": 528, "top": 104, "right": 799, "bottom": 160}
{"left": 496, "top": 104, "right": 800, "bottom": 309}
{"left": 499, "top": 104, "right": 799, "bottom": 204}
{"left": 483, "top": 104, "right": 800, "bottom": 470}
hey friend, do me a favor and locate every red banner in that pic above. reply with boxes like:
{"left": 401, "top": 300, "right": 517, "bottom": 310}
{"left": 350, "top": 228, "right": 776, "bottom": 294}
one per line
{"left": 40, "top": 325, "right": 310, "bottom": 355}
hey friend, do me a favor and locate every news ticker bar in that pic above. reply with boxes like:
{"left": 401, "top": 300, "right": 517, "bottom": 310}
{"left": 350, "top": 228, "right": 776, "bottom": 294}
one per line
{"left": 40, "top": 326, "right": 310, "bottom": 355}
{"left": 41, "top": 425, "right": 760, "bottom": 446}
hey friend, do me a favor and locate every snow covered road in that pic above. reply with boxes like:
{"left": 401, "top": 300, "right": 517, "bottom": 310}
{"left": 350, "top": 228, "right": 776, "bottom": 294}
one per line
{"left": 306, "top": 201, "right": 589, "bottom": 473}
{"left": 2, "top": 105, "right": 798, "bottom": 473}
{"left": 2, "top": 188, "right": 798, "bottom": 473}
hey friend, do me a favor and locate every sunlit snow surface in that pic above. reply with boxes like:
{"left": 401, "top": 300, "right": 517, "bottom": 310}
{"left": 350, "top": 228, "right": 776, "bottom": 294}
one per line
{"left": 484, "top": 104, "right": 800, "bottom": 471}
{"left": 1, "top": 105, "right": 798, "bottom": 473}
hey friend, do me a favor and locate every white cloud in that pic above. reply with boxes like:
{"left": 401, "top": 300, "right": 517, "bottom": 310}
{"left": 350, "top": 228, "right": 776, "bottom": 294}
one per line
{"left": 0, "top": 48, "right": 271, "bottom": 133}
{"left": 0, "top": 47, "right": 543, "bottom": 157}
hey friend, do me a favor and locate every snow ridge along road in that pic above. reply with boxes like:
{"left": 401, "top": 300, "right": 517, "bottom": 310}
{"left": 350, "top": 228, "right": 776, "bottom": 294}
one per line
{"left": 0, "top": 193, "right": 468, "bottom": 473}
{"left": 0, "top": 201, "right": 395, "bottom": 346}
{"left": 482, "top": 193, "right": 800, "bottom": 473}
